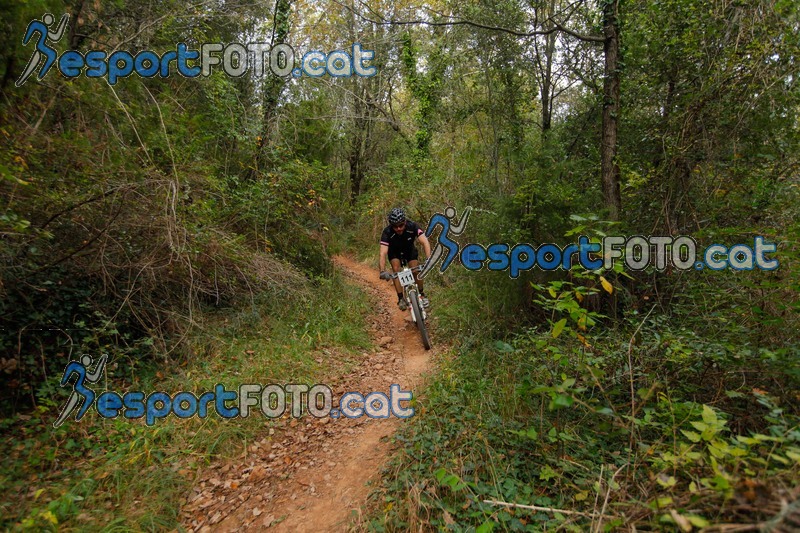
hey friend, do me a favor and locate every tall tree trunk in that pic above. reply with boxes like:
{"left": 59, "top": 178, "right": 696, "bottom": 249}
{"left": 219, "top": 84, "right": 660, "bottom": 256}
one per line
{"left": 541, "top": 38, "right": 554, "bottom": 134}
{"left": 348, "top": 137, "right": 364, "bottom": 203}
{"left": 601, "top": 0, "right": 622, "bottom": 220}
{"left": 251, "top": 0, "right": 292, "bottom": 179}
{"left": 540, "top": 0, "right": 557, "bottom": 136}
{"left": 347, "top": 0, "right": 368, "bottom": 203}
{"left": 69, "top": 0, "right": 86, "bottom": 49}
{"left": 349, "top": 88, "right": 367, "bottom": 203}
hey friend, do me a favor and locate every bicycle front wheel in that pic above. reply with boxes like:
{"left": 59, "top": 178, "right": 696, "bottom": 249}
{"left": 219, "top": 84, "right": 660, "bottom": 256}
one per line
{"left": 408, "top": 290, "right": 431, "bottom": 350}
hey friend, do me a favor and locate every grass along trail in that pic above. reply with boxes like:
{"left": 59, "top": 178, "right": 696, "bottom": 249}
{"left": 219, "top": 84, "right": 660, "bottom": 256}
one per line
{"left": 180, "top": 255, "right": 436, "bottom": 531}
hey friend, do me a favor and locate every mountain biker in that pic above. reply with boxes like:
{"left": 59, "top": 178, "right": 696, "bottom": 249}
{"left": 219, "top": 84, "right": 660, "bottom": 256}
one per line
{"left": 379, "top": 207, "right": 432, "bottom": 310}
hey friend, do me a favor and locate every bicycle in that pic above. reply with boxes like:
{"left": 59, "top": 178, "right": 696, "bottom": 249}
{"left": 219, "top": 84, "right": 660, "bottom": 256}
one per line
{"left": 380, "top": 264, "right": 431, "bottom": 350}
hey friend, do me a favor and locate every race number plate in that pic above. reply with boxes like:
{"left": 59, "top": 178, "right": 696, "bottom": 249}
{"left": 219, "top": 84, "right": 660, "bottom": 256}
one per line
{"left": 397, "top": 269, "right": 416, "bottom": 287}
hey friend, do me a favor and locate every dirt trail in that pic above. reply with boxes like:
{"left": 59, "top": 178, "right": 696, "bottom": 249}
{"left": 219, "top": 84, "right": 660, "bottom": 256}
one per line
{"left": 180, "top": 255, "right": 435, "bottom": 532}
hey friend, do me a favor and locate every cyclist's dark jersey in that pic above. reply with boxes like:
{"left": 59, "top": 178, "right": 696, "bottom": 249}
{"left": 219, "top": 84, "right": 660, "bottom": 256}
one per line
{"left": 380, "top": 220, "right": 424, "bottom": 262}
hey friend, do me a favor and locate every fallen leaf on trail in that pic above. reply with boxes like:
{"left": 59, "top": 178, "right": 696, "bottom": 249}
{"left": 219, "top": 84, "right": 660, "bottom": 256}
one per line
{"left": 249, "top": 466, "right": 266, "bottom": 481}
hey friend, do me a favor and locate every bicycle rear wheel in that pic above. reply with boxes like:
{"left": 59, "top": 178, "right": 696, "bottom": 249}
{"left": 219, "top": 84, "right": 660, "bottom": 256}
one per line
{"left": 408, "top": 290, "right": 431, "bottom": 350}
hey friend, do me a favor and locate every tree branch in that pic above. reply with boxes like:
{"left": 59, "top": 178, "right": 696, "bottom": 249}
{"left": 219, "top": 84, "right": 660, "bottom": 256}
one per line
{"left": 332, "top": 0, "right": 604, "bottom": 43}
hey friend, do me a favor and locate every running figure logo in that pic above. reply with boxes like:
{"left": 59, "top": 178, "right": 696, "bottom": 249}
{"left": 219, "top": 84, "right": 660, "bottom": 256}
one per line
{"left": 16, "top": 13, "right": 70, "bottom": 87}
{"left": 54, "top": 354, "right": 108, "bottom": 428}
{"left": 420, "top": 206, "right": 471, "bottom": 278}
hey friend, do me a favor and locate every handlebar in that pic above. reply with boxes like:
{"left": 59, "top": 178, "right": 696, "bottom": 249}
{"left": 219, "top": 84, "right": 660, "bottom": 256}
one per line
{"left": 380, "top": 263, "right": 425, "bottom": 280}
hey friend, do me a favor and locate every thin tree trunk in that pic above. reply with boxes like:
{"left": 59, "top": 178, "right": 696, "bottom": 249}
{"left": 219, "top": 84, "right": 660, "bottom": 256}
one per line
{"left": 69, "top": 0, "right": 86, "bottom": 49}
{"left": 601, "top": 0, "right": 622, "bottom": 220}
{"left": 251, "top": 0, "right": 292, "bottom": 179}
{"left": 541, "top": 0, "right": 557, "bottom": 136}
{"left": 347, "top": 0, "right": 368, "bottom": 203}
{"left": 349, "top": 92, "right": 366, "bottom": 203}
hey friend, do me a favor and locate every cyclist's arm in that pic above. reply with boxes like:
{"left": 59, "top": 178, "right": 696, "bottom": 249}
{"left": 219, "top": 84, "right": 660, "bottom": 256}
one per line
{"left": 379, "top": 243, "right": 389, "bottom": 272}
{"left": 417, "top": 233, "right": 432, "bottom": 260}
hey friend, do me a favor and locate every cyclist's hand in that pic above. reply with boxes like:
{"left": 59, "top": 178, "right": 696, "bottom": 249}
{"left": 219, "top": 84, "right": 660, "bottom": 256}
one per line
{"left": 380, "top": 271, "right": 391, "bottom": 281}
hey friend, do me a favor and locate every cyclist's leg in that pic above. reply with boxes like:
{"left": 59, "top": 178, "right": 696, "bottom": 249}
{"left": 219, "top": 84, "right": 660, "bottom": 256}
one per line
{"left": 390, "top": 257, "right": 408, "bottom": 310}
{"left": 389, "top": 257, "right": 403, "bottom": 295}
{"left": 408, "top": 249, "right": 429, "bottom": 307}
{"left": 408, "top": 248, "right": 424, "bottom": 295}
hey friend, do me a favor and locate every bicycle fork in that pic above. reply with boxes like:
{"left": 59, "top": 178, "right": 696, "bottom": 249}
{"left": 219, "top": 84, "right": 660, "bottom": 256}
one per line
{"left": 407, "top": 289, "right": 426, "bottom": 323}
